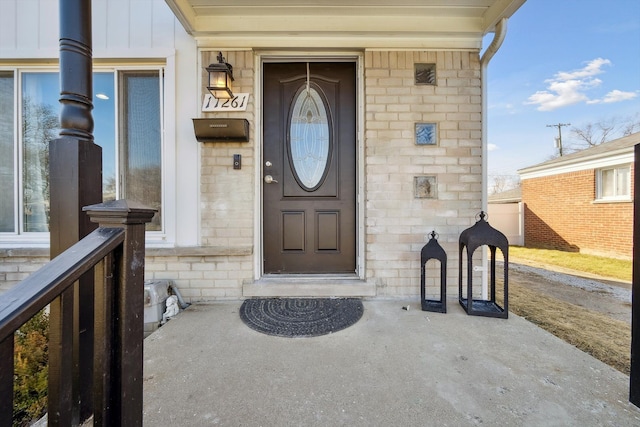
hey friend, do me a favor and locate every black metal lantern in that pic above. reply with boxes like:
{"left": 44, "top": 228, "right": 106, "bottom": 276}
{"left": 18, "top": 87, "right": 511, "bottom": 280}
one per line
{"left": 420, "top": 231, "right": 447, "bottom": 313}
{"left": 458, "top": 211, "right": 509, "bottom": 318}
{"left": 206, "top": 52, "right": 234, "bottom": 99}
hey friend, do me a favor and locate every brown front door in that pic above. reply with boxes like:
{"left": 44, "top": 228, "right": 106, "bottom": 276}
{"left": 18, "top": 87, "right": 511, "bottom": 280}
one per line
{"left": 263, "top": 62, "right": 356, "bottom": 274}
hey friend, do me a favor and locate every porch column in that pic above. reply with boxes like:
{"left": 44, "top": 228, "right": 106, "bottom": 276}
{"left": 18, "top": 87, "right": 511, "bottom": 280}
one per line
{"left": 631, "top": 144, "right": 640, "bottom": 406}
{"left": 48, "top": 0, "right": 102, "bottom": 424}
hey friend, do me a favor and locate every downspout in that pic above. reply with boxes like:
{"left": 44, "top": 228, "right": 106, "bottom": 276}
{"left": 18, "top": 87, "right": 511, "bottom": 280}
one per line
{"left": 480, "top": 17, "right": 507, "bottom": 211}
{"left": 479, "top": 17, "right": 507, "bottom": 299}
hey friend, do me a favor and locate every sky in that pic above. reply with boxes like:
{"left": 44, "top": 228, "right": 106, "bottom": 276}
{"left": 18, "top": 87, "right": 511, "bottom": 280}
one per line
{"left": 484, "top": 0, "right": 640, "bottom": 189}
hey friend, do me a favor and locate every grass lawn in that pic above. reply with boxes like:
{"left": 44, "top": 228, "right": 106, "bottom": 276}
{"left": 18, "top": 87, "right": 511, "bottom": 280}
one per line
{"left": 509, "top": 246, "right": 632, "bottom": 282}
{"left": 505, "top": 246, "right": 631, "bottom": 374}
{"left": 508, "top": 282, "right": 630, "bottom": 374}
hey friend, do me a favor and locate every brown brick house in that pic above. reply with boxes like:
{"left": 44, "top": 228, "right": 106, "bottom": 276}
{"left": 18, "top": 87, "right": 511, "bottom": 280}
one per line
{"left": 518, "top": 132, "right": 639, "bottom": 260}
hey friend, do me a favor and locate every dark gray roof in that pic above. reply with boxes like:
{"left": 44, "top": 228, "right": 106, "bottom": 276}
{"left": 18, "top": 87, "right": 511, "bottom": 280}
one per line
{"left": 518, "top": 132, "right": 640, "bottom": 174}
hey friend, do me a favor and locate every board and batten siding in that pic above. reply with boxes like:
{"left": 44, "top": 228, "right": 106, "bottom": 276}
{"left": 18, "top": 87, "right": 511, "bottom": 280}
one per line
{"left": 0, "top": 0, "right": 180, "bottom": 58}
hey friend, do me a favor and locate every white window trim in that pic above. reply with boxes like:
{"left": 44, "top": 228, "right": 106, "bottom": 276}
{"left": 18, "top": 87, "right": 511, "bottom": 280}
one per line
{"left": 594, "top": 163, "right": 632, "bottom": 203}
{"left": 0, "top": 63, "right": 175, "bottom": 248}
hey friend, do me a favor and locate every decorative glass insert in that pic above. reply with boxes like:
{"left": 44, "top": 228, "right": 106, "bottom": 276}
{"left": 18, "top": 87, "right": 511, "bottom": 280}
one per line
{"left": 289, "top": 87, "right": 330, "bottom": 190}
{"left": 416, "top": 123, "right": 437, "bottom": 145}
{"left": 415, "top": 176, "right": 437, "bottom": 199}
{"left": 415, "top": 63, "right": 436, "bottom": 85}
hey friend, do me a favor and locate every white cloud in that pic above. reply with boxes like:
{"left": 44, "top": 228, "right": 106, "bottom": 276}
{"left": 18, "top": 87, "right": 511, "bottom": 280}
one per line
{"left": 525, "top": 58, "right": 634, "bottom": 111}
{"left": 487, "top": 143, "right": 498, "bottom": 151}
{"left": 595, "top": 89, "right": 638, "bottom": 104}
{"left": 555, "top": 58, "right": 610, "bottom": 80}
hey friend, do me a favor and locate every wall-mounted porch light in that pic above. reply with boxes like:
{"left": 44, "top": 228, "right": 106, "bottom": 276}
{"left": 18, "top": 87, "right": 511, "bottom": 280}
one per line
{"left": 206, "top": 52, "right": 234, "bottom": 99}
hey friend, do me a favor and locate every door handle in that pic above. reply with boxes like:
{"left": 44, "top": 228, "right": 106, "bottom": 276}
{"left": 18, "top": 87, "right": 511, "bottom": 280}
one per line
{"left": 264, "top": 175, "right": 278, "bottom": 184}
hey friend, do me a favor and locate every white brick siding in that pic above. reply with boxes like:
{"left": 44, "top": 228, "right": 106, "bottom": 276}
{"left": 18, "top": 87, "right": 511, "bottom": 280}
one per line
{"left": 364, "top": 50, "right": 482, "bottom": 297}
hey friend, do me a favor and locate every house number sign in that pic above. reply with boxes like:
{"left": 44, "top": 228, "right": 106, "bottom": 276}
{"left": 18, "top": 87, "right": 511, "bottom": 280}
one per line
{"left": 202, "top": 93, "right": 249, "bottom": 112}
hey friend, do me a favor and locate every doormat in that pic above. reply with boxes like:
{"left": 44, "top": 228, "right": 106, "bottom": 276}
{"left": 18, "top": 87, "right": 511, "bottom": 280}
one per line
{"left": 239, "top": 298, "right": 364, "bottom": 338}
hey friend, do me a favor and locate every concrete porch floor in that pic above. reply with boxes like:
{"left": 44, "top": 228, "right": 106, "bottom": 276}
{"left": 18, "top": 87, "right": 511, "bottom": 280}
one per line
{"left": 143, "top": 299, "right": 640, "bottom": 426}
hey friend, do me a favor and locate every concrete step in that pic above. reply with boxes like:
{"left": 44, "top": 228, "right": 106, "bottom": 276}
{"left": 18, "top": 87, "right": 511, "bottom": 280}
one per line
{"left": 243, "top": 275, "right": 376, "bottom": 297}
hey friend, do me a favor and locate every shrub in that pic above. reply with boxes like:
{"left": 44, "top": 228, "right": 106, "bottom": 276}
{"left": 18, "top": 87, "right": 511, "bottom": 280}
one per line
{"left": 13, "top": 310, "right": 48, "bottom": 426}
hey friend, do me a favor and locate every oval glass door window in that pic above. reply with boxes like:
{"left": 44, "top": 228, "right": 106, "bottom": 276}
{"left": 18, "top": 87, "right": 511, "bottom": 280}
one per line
{"left": 289, "top": 86, "right": 330, "bottom": 190}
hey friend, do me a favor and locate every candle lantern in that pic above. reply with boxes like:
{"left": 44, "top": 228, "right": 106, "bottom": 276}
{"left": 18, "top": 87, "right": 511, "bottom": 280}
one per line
{"left": 420, "top": 231, "right": 447, "bottom": 313}
{"left": 458, "top": 211, "right": 508, "bottom": 318}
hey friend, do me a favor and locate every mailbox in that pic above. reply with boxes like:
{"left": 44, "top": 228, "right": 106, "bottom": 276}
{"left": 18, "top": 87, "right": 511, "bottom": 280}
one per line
{"left": 192, "top": 118, "right": 250, "bottom": 142}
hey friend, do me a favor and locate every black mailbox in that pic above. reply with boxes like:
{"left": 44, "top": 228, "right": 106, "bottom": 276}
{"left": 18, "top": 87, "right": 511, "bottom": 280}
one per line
{"left": 192, "top": 118, "right": 250, "bottom": 142}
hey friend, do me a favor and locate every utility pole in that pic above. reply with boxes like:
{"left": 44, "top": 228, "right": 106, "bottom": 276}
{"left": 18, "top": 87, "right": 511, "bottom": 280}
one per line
{"left": 547, "top": 122, "right": 571, "bottom": 156}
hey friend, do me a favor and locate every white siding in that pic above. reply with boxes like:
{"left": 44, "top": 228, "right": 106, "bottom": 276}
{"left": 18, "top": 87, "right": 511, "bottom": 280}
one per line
{"left": 0, "top": 0, "right": 200, "bottom": 249}
{"left": 0, "top": 0, "right": 179, "bottom": 58}
{"left": 0, "top": 0, "right": 57, "bottom": 55}
{"left": 487, "top": 202, "right": 524, "bottom": 246}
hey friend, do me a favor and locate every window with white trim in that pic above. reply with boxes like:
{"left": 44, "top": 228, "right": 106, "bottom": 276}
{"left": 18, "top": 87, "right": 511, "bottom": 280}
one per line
{"left": 596, "top": 164, "right": 631, "bottom": 201}
{"left": 0, "top": 67, "right": 164, "bottom": 238}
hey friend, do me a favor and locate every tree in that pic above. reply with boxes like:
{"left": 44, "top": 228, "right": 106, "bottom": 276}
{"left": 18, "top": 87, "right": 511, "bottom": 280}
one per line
{"left": 568, "top": 114, "right": 640, "bottom": 152}
{"left": 22, "top": 97, "right": 59, "bottom": 232}
{"left": 489, "top": 174, "right": 520, "bottom": 195}
{"left": 13, "top": 310, "right": 49, "bottom": 426}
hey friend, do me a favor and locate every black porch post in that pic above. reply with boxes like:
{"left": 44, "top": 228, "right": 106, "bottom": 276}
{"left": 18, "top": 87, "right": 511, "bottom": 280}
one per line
{"left": 631, "top": 144, "right": 640, "bottom": 406}
{"left": 48, "top": 0, "right": 102, "bottom": 424}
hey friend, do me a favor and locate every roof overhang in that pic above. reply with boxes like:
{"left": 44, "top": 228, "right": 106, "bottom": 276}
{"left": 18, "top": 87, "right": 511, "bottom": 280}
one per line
{"left": 518, "top": 133, "right": 640, "bottom": 180}
{"left": 164, "top": 0, "right": 526, "bottom": 49}
{"left": 518, "top": 149, "right": 636, "bottom": 181}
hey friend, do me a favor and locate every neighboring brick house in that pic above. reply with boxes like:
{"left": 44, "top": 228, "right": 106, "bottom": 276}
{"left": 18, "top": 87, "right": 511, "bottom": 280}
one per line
{"left": 0, "top": 0, "right": 527, "bottom": 300}
{"left": 518, "top": 132, "right": 639, "bottom": 260}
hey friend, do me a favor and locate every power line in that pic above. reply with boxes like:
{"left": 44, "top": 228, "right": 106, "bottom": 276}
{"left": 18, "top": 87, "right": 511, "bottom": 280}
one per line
{"left": 546, "top": 123, "right": 571, "bottom": 156}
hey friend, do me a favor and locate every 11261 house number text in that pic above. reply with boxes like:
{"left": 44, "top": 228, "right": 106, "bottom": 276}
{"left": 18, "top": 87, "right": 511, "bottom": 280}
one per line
{"left": 202, "top": 93, "right": 249, "bottom": 112}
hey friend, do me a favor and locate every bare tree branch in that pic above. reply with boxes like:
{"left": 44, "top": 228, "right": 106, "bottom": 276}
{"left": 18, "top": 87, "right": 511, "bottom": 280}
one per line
{"left": 569, "top": 115, "right": 639, "bottom": 153}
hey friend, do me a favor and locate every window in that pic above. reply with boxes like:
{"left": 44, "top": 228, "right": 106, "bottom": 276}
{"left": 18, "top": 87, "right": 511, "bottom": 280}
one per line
{"left": 596, "top": 165, "right": 631, "bottom": 201}
{"left": 0, "top": 67, "right": 164, "bottom": 238}
{"left": 0, "top": 71, "right": 15, "bottom": 233}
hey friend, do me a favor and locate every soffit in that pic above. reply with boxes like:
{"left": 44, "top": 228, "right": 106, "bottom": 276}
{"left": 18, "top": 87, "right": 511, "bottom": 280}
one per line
{"left": 164, "top": 0, "right": 526, "bottom": 49}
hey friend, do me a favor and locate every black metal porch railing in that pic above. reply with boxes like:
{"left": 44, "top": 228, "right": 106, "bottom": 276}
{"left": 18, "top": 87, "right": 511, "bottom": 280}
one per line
{"left": 0, "top": 200, "right": 155, "bottom": 426}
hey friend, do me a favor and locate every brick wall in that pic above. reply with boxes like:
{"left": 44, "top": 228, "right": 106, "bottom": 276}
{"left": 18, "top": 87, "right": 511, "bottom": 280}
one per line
{"left": 145, "top": 250, "right": 252, "bottom": 300}
{"left": 1, "top": 49, "right": 490, "bottom": 301}
{"left": 0, "top": 249, "right": 49, "bottom": 294}
{"left": 522, "top": 166, "right": 634, "bottom": 259}
{"left": 159, "top": 50, "right": 258, "bottom": 301}
{"left": 364, "top": 50, "right": 483, "bottom": 297}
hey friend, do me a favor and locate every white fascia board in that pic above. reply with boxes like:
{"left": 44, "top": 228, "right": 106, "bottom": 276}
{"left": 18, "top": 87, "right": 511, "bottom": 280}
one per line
{"left": 191, "top": 14, "right": 484, "bottom": 49}
{"left": 193, "top": 14, "right": 481, "bottom": 34}
{"left": 519, "top": 149, "right": 634, "bottom": 180}
{"left": 483, "top": 0, "right": 527, "bottom": 33}
{"left": 195, "top": 35, "right": 482, "bottom": 50}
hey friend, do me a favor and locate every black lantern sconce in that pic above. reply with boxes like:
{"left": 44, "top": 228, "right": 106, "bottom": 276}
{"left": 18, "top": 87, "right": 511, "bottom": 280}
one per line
{"left": 420, "top": 231, "right": 447, "bottom": 313}
{"left": 458, "top": 211, "right": 509, "bottom": 318}
{"left": 206, "top": 52, "right": 234, "bottom": 99}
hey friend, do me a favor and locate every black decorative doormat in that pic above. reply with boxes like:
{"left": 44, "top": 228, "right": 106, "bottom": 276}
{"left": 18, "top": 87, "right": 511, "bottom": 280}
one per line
{"left": 239, "top": 298, "right": 364, "bottom": 337}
